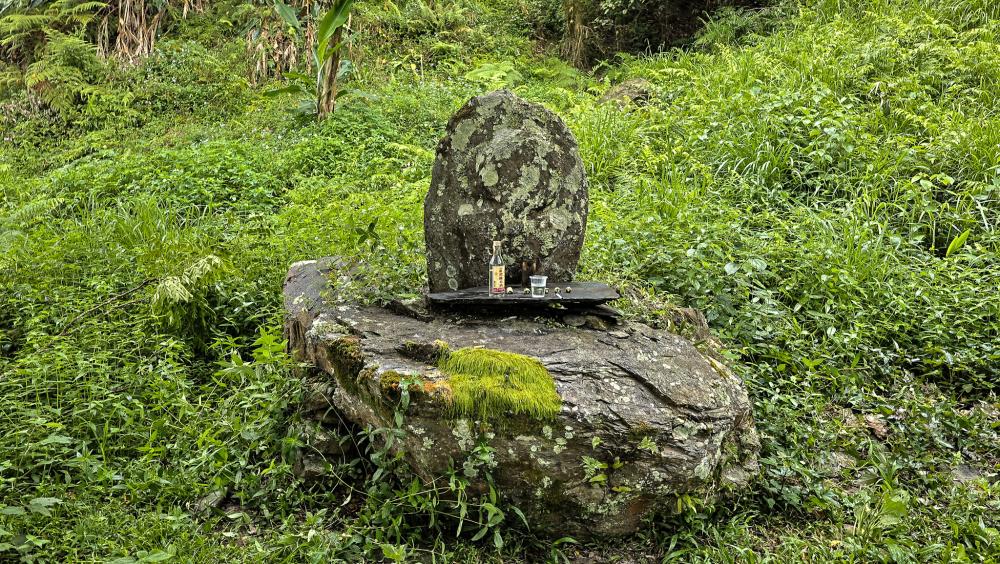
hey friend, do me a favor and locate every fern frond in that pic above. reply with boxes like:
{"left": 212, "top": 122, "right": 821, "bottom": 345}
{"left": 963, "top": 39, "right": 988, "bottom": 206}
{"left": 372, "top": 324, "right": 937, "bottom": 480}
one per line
{"left": 65, "top": 1, "right": 105, "bottom": 16}
{"left": 1, "top": 197, "right": 55, "bottom": 271}
{"left": 0, "top": 13, "right": 50, "bottom": 37}
{"left": 0, "top": 196, "right": 63, "bottom": 228}
{"left": 0, "top": 64, "right": 24, "bottom": 88}
{"left": 19, "top": 29, "right": 99, "bottom": 112}
{"left": 25, "top": 60, "right": 72, "bottom": 84}
{"left": 48, "top": 0, "right": 92, "bottom": 13}
{"left": 0, "top": 229, "right": 27, "bottom": 269}
{"left": 0, "top": 0, "right": 104, "bottom": 53}
{"left": 43, "top": 28, "right": 97, "bottom": 58}
{"left": 25, "top": 58, "right": 86, "bottom": 88}
{"left": 0, "top": 229, "right": 25, "bottom": 246}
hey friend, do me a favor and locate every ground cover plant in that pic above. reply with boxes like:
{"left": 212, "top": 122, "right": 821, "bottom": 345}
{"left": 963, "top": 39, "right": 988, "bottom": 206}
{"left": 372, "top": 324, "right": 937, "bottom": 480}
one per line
{"left": 1, "top": 0, "right": 999, "bottom": 560}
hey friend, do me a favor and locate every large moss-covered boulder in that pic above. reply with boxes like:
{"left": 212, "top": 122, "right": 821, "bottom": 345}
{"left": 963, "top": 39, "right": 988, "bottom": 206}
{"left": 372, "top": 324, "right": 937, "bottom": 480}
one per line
{"left": 424, "top": 89, "right": 588, "bottom": 292}
{"left": 284, "top": 259, "right": 760, "bottom": 537}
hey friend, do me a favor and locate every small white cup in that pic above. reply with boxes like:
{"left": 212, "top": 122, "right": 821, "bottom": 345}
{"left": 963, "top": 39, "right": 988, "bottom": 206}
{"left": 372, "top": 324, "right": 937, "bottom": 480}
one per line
{"left": 530, "top": 275, "right": 547, "bottom": 298}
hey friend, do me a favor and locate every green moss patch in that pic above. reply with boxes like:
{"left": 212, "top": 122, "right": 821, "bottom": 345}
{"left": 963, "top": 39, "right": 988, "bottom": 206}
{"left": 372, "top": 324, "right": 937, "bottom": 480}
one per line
{"left": 437, "top": 346, "right": 562, "bottom": 420}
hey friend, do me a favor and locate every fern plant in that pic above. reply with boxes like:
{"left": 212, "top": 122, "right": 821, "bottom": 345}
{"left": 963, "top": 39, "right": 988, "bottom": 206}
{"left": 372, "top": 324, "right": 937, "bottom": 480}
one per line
{"left": 23, "top": 30, "right": 102, "bottom": 111}
{"left": 0, "top": 196, "right": 64, "bottom": 272}
{"left": 0, "top": 0, "right": 105, "bottom": 114}
{"left": 0, "top": 0, "right": 105, "bottom": 65}
{"left": 0, "top": 0, "right": 197, "bottom": 74}
{"left": 377, "top": 0, "right": 474, "bottom": 37}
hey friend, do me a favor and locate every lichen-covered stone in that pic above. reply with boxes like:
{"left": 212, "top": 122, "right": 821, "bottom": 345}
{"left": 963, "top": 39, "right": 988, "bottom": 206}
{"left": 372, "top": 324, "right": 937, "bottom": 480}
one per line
{"left": 424, "top": 90, "right": 588, "bottom": 292}
{"left": 599, "top": 78, "right": 655, "bottom": 106}
{"left": 284, "top": 259, "right": 760, "bottom": 537}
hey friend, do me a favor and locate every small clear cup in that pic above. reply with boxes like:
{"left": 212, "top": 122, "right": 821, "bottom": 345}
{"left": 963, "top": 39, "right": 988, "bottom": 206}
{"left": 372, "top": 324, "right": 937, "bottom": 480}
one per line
{"left": 530, "top": 275, "right": 547, "bottom": 298}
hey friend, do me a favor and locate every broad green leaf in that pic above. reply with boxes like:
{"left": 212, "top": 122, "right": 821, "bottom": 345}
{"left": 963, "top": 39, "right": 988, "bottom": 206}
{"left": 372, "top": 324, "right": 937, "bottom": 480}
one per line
{"left": 470, "top": 525, "right": 489, "bottom": 542}
{"left": 28, "top": 497, "right": 61, "bottom": 516}
{"left": 336, "top": 59, "right": 353, "bottom": 79}
{"left": 552, "top": 537, "right": 577, "bottom": 547}
{"left": 272, "top": 0, "right": 300, "bottom": 31}
{"left": 316, "top": 0, "right": 355, "bottom": 62}
{"left": 511, "top": 506, "right": 529, "bottom": 529}
{"left": 380, "top": 544, "right": 406, "bottom": 562}
{"left": 946, "top": 229, "right": 970, "bottom": 257}
{"left": 138, "top": 550, "right": 174, "bottom": 563}
{"left": 263, "top": 84, "right": 307, "bottom": 97}
{"left": 318, "top": 38, "right": 349, "bottom": 67}
{"left": 39, "top": 433, "right": 72, "bottom": 445}
{"left": 282, "top": 71, "right": 310, "bottom": 82}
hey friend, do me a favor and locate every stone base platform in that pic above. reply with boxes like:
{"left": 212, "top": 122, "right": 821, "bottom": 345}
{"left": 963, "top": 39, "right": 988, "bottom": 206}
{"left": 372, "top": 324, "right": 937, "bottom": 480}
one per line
{"left": 283, "top": 258, "right": 759, "bottom": 537}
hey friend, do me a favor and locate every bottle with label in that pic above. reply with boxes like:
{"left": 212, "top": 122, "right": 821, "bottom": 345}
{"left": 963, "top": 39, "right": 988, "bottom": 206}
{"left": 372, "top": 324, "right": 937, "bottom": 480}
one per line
{"left": 488, "top": 240, "right": 506, "bottom": 295}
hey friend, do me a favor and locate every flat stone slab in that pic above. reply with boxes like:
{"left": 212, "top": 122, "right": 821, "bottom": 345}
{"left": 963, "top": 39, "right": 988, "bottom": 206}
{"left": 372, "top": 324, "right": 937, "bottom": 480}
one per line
{"left": 426, "top": 281, "right": 619, "bottom": 307}
{"left": 284, "top": 258, "right": 759, "bottom": 537}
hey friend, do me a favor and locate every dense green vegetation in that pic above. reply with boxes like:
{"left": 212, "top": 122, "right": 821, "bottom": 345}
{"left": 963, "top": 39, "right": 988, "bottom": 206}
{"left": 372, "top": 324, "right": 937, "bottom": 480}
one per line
{"left": 2, "top": 0, "right": 999, "bottom": 560}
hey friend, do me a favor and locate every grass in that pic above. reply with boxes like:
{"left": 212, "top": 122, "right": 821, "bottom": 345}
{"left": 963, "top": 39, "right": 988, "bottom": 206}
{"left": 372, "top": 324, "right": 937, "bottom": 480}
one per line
{"left": 0, "top": 0, "right": 998, "bottom": 561}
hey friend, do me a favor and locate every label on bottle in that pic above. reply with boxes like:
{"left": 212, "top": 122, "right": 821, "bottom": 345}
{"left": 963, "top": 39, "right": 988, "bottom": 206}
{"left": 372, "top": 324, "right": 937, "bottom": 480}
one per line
{"left": 490, "top": 266, "right": 506, "bottom": 294}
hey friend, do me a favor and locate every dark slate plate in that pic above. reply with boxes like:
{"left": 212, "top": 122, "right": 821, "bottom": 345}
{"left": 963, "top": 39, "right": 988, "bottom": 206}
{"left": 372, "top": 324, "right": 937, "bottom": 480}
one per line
{"left": 427, "top": 282, "right": 619, "bottom": 306}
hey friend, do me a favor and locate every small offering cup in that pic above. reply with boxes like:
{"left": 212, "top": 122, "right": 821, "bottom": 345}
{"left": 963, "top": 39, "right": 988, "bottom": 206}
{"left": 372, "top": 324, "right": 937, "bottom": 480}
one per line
{"left": 530, "top": 275, "right": 547, "bottom": 298}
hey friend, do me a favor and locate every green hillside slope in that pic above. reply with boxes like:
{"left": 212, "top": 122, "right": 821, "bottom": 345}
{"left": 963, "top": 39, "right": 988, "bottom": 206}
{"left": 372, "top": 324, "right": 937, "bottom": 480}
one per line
{"left": 1, "top": 0, "right": 998, "bottom": 560}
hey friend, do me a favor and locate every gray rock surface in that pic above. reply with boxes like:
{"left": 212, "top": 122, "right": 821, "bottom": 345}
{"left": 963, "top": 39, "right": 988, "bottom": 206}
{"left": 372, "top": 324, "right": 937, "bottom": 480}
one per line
{"left": 284, "top": 258, "right": 759, "bottom": 537}
{"left": 599, "top": 78, "right": 655, "bottom": 106}
{"left": 425, "top": 90, "right": 589, "bottom": 292}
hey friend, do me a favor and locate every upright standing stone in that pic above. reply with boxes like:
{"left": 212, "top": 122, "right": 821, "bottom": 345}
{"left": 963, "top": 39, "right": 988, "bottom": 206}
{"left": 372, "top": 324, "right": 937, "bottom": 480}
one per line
{"left": 425, "top": 90, "right": 589, "bottom": 293}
